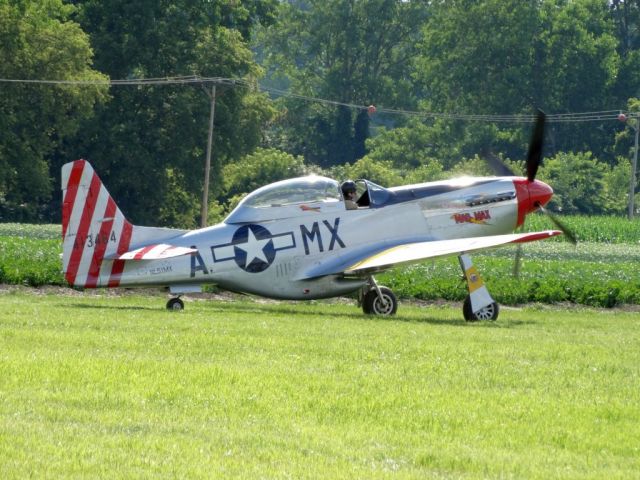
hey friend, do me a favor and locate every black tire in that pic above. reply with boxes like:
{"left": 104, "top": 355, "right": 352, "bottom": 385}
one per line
{"left": 363, "top": 287, "right": 398, "bottom": 316}
{"left": 166, "top": 297, "right": 185, "bottom": 311}
{"left": 462, "top": 295, "right": 498, "bottom": 322}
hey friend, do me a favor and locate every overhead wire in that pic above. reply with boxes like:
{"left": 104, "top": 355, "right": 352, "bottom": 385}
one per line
{"left": 0, "top": 75, "right": 241, "bottom": 86}
{"left": 0, "top": 75, "right": 629, "bottom": 123}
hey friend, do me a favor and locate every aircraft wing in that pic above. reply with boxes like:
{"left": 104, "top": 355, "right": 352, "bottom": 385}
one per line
{"left": 105, "top": 244, "right": 197, "bottom": 261}
{"left": 343, "top": 230, "right": 561, "bottom": 275}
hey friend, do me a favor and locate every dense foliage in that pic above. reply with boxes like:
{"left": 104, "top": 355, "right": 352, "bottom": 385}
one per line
{"left": 56, "top": 0, "right": 278, "bottom": 227}
{"left": 258, "top": 0, "right": 427, "bottom": 167}
{"left": 1, "top": 1, "right": 640, "bottom": 225}
{"left": 0, "top": 0, "right": 108, "bottom": 221}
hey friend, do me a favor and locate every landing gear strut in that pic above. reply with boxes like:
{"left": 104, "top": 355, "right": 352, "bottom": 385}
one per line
{"left": 361, "top": 276, "right": 398, "bottom": 316}
{"left": 458, "top": 254, "right": 499, "bottom": 322}
{"left": 166, "top": 297, "right": 184, "bottom": 311}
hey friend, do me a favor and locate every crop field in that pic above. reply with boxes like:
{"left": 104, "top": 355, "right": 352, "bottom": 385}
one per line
{"left": 524, "top": 214, "right": 640, "bottom": 243}
{"left": 381, "top": 241, "right": 640, "bottom": 307}
{"left": 0, "top": 290, "right": 639, "bottom": 479}
{"left": 1, "top": 219, "right": 639, "bottom": 307}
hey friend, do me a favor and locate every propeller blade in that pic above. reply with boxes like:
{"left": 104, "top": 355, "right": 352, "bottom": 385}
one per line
{"left": 513, "top": 243, "right": 523, "bottom": 279}
{"left": 526, "top": 110, "right": 546, "bottom": 182}
{"left": 511, "top": 221, "right": 526, "bottom": 279}
{"left": 484, "top": 150, "right": 516, "bottom": 177}
{"left": 537, "top": 204, "right": 578, "bottom": 245}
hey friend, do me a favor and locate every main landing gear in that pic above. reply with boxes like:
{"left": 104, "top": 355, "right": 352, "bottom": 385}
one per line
{"left": 166, "top": 286, "right": 202, "bottom": 311}
{"left": 166, "top": 296, "right": 184, "bottom": 311}
{"left": 358, "top": 260, "right": 500, "bottom": 322}
{"left": 361, "top": 276, "right": 398, "bottom": 316}
{"left": 459, "top": 254, "right": 499, "bottom": 322}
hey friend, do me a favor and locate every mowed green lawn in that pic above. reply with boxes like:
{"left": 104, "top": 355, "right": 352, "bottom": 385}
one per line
{"left": 1, "top": 290, "right": 638, "bottom": 479}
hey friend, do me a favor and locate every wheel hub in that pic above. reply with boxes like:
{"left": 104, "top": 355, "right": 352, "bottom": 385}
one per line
{"left": 373, "top": 295, "right": 394, "bottom": 315}
{"left": 475, "top": 303, "right": 496, "bottom": 320}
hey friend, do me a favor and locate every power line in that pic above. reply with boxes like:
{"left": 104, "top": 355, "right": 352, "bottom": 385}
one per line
{"left": 0, "top": 75, "right": 627, "bottom": 123}
{"left": 241, "top": 81, "right": 627, "bottom": 123}
{"left": 0, "top": 75, "right": 242, "bottom": 86}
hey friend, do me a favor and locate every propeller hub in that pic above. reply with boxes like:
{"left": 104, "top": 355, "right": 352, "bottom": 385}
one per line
{"left": 514, "top": 178, "right": 553, "bottom": 227}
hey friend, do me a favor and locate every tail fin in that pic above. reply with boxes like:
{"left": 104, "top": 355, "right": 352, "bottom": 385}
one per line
{"left": 62, "top": 160, "right": 133, "bottom": 288}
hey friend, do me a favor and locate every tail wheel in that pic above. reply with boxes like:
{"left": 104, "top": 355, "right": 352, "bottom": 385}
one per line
{"left": 166, "top": 297, "right": 184, "bottom": 311}
{"left": 463, "top": 295, "right": 499, "bottom": 322}
{"left": 363, "top": 287, "right": 398, "bottom": 316}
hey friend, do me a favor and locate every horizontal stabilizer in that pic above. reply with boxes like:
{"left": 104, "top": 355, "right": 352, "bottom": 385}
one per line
{"left": 106, "top": 244, "right": 197, "bottom": 261}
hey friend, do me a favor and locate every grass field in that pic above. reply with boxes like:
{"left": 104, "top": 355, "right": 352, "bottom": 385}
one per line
{"left": 1, "top": 289, "right": 638, "bottom": 478}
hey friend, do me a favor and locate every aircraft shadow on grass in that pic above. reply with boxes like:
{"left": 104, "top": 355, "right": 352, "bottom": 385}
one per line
{"left": 66, "top": 303, "right": 157, "bottom": 312}
{"left": 223, "top": 303, "right": 537, "bottom": 328}
{"left": 65, "top": 300, "right": 535, "bottom": 328}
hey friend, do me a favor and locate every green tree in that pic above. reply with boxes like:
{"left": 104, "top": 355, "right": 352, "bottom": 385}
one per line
{"left": 64, "top": 0, "right": 277, "bottom": 227}
{"left": 538, "top": 151, "right": 614, "bottom": 214}
{"left": 341, "top": 157, "right": 402, "bottom": 187}
{"left": 364, "top": 120, "right": 439, "bottom": 170}
{"left": 613, "top": 97, "right": 640, "bottom": 213}
{"left": 360, "top": 119, "right": 445, "bottom": 182}
{"left": 613, "top": 98, "right": 640, "bottom": 157}
{"left": 540, "top": 0, "right": 620, "bottom": 158}
{"left": 0, "top": 0, "right": 107, "bottom": 222}
{"left": 260, "top": 0, "right": 428, "bottom": 167}
{"left": 221, "top": 147, "right": 307, "bottom": 200}
{"left": 415, "top": 0, "right": 620, "bottom": 164}
{"left": 448, "top": 156, "right": 496, "bottom": 178}
{"left": 610, "top": 1, "right": 640, "bottom": 105}
{"left": 209, "top": 147, "right": 308, "bottom": 223}
{"left": 604, "top": 157, "right": 632, "bottom": 215}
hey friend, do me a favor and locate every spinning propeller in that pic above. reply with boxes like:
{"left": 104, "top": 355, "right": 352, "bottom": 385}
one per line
{"left": 485, "top": 110, "right": 577, "bottom": 277}
{"left": 522, "top": 110, "right": 577, "bottom": 240}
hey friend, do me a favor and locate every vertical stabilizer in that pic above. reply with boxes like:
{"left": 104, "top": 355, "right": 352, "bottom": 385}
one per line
{"left": 61, "top": 160, "right": 133, "bottom": 288}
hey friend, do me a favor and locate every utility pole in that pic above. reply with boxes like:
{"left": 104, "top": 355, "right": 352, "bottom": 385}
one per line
{"left": 200, "top": 83, "right": 217, "bottom": 228}
{"left": 618, "top": 112, "right": 639, "bottom": 220}
{"left": 630, "top": 118, "right": 639, "bottom": 220}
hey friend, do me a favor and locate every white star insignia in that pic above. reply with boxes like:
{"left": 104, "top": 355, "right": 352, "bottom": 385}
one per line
{"left": 238, "top": 228, "right": 270, "bottom": 265}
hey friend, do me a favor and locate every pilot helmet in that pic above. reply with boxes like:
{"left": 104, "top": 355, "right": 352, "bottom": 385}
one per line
{"left": 341, "top": 180, "right": 357, "bottom": 196}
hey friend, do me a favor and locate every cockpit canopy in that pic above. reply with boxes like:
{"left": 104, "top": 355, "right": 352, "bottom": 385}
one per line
{"left": 241, "top": 176, "right": 341, "bottom": 208}
{"left": 223, "top": 175, "right": 394, "bottom": 224}
{"left": 224, "top": 176, "right": 342, "bottom": 223}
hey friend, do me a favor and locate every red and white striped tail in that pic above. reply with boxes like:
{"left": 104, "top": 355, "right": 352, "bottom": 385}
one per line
{"left": 62, "top": 160, "right": 133, "bottom": 288}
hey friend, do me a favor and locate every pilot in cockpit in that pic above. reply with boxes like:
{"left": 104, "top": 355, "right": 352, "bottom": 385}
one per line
{"left": 341, "top": 180, "right": 359, "bottom": 210}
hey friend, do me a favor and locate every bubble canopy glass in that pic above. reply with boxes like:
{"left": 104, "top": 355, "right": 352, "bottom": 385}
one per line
{"left": 241, "top": 176, "right": 341, "bottom": 207}
{"left": 224, "top": 176, "right": 342, "bottom": 223}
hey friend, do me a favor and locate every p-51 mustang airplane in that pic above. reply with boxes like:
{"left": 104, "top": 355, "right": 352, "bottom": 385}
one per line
{"left": 62, "top": 112, "right": 570, "bottom": 321}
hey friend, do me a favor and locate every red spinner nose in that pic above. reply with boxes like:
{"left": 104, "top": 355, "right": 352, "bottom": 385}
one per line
{"left": 513, "top": 178, "right": 553, "bottom": 227}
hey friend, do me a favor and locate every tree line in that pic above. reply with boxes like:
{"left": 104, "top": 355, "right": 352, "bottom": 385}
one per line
{"left": 1, "top": 0, "right": 639, "bottom": 227}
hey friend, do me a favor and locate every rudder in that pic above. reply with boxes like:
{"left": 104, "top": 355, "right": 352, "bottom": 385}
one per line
{"left": 61, "top": 160, "right": 133, "bottom": 288}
